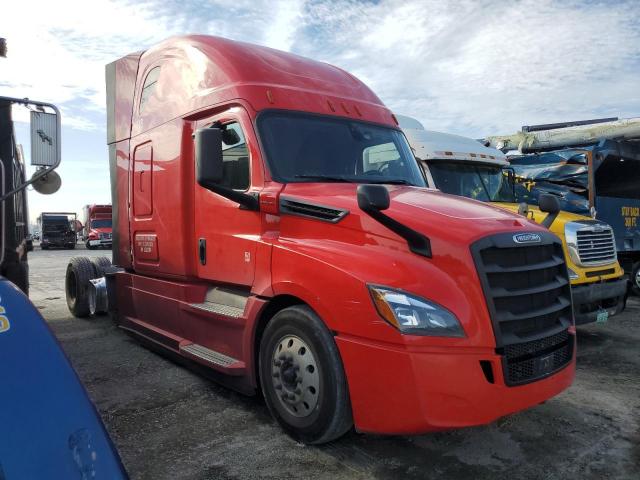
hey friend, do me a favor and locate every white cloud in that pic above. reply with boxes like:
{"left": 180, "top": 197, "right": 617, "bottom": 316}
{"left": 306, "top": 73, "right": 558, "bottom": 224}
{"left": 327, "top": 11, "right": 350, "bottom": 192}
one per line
{"left": 2, "top": 0, "right": 638, "bottom": 221}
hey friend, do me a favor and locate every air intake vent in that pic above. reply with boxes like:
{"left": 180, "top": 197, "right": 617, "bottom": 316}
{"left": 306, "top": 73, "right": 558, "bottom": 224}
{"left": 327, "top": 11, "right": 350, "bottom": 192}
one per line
{"left": 280, "top": 197, "right": 349, "bottom": 223}
{"left": 471, "top": 231, "right": 574, "bottom": 386}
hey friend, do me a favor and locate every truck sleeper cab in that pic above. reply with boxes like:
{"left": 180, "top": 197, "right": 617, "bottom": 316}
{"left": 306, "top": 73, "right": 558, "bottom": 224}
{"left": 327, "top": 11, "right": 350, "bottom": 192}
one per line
{"left": 96, "top": 36, "right": 575, "bottom": 443}
{"left": 400, "top": 119, "right": 626, "bottom": 325}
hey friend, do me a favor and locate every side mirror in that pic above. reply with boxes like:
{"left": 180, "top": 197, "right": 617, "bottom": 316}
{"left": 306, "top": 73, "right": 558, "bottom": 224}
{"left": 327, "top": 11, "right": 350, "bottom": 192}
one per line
{"left": 539, "top": 193, "right": 560, "bottom": 214}
{"left": 539, "top": 193, "right": 560, "bottom": 229}
{"left": 195, "top": 127, "right": 223, "bottom": 187}
{"left": 357, "top": 184, "right": 390, "bottom": 212}
{"left": 356, "top": 183, "right": 431, "bottom": 257}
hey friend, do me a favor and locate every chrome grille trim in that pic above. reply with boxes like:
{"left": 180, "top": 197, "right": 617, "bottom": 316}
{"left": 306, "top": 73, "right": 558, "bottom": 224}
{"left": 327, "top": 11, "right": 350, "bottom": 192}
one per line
{"left": 565, "top": 220, "right": 617, "bottom": 267}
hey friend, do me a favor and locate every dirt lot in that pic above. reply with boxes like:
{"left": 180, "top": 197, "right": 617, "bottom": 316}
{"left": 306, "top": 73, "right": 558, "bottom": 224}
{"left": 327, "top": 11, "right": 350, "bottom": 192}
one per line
{"left": 30, "top": 245, "right": 639, "bottom": 480}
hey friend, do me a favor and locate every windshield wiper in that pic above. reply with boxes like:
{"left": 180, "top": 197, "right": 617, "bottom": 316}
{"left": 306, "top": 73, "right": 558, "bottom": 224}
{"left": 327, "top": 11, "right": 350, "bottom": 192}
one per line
{"left": 361, "top": 178, "right": 412, "bottom": 185}
{"left": 294, "top": 174, "right": 352, "bottom": 182}
{"left": 295, "top": 175, "right": 412, "bottom": 185}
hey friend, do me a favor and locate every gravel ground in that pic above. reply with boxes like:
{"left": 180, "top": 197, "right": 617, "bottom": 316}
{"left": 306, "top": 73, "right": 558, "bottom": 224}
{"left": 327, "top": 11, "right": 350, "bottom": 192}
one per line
{"left": 29, "top": 245, "right": 640, "bottom": 480}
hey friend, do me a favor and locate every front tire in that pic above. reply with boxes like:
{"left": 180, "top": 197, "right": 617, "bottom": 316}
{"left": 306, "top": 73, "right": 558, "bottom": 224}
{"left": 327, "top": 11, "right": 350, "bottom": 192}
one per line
{"left": 259, "top": 305, "right": 352, "bottom": 444}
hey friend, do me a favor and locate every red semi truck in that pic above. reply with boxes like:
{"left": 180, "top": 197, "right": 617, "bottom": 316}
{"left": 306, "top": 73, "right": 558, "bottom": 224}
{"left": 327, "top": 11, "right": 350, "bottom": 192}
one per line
{"left": 82, "top": 204, "right": 112, "bottom": 249}
{"left": 66, "top": 36, "right": 575, "bottom": 443}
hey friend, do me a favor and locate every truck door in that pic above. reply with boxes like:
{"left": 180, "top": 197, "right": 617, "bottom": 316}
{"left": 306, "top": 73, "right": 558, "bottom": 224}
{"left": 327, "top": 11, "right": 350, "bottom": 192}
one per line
{"left": 194, "top": 112, "right": 261, "bottom": 287}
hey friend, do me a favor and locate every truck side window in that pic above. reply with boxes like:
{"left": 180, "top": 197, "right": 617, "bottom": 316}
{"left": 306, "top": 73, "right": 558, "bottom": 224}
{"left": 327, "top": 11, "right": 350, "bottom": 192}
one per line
{"left": 221, "top": 122, "right": 250, "bottom": 190}
{"left": 139, "top": 67, "right": 161, "bottom": 113}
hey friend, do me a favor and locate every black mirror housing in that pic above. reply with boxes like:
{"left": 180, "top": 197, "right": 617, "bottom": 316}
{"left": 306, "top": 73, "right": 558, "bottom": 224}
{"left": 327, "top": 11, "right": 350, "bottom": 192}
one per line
{"left": 195, "top": 127, "right": 223, "bottom": 186}
{"left": 539, "top": 194, "right": 560, "bottom": 214}
{"left": 357, "top": 184, "right": 390, "bottom": 212}
{"left": 539, "top": 193, "right": 560, "bottom": 229}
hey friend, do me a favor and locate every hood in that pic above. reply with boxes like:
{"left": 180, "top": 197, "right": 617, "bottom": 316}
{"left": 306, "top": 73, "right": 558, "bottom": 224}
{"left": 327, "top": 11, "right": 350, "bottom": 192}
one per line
{"left": 280, "top": 183, "right": 542, "bottom": 248}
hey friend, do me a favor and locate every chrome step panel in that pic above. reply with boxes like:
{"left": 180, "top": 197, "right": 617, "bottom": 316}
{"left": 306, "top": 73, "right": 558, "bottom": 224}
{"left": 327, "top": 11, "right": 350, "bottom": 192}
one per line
{"left": 204, "top": 286, "right": 249, "bottom": 310}
{"left": 188, "top": 301, "right": 244, "bottom": 318}
{"left": 180, "top": 343, "right": 238, "bottom": 367}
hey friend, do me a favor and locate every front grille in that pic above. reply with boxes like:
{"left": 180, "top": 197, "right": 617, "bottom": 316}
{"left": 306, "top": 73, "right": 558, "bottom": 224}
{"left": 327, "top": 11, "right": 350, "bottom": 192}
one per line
{"left": 505, "top": 331, "right": 573, "bottom": 384}
{"left": 576, "top": 228, "right": 616, "bottom": 265}
{"left": 471, "top": 232, "right": 574, "bottom": 386}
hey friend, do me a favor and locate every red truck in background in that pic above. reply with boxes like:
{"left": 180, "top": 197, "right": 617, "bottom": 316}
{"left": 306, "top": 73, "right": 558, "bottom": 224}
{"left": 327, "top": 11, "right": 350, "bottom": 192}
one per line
{"left": 82, "top": 204, "right": 112, "bottom": 249}
{"left": 66, "top": 35, "right": 576, "bottom": 444}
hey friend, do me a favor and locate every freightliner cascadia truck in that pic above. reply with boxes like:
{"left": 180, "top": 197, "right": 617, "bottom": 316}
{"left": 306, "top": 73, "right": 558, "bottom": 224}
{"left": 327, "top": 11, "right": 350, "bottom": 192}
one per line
{"left": 399, "top": 117, "right": 627, "bottom": 325}
{"left": 66, "top": 36, "right": 576, "bottom": 444}
{"left": 82, "top": 204, "right": 113, "bottom": 249}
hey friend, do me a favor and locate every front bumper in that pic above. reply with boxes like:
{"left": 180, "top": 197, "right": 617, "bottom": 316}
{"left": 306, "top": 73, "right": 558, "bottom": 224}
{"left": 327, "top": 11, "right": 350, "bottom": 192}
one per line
{"left": 336, "top": 334, "right": 575, "bottom": 434}
{"left": 42, "top": 238, "right": 74, "bottom": 247}
{"left": 88, "top": 239, "right": 112, "bottom": 247}
{"left": 572, "top": 278, "right": 627, "bottom": 325}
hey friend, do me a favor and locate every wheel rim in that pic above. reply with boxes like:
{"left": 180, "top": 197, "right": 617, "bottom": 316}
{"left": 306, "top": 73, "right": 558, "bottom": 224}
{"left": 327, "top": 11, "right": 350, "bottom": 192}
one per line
{"left": 271, "top": 335, "right": 319, "bottom": 418}
{"left": 635, "top": 268, "right": 640, "bottom": 289}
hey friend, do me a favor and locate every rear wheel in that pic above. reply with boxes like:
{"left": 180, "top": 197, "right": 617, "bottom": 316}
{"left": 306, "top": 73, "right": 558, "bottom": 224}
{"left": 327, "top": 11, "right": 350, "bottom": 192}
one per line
{"left": 91, "top": 256, "right": 112, "bottom": 277}
{"left": 259, "top": 305, "right": 352, "bottom": 444}
{"left": 65, "top": 257, "right": 97, "bottom": 317}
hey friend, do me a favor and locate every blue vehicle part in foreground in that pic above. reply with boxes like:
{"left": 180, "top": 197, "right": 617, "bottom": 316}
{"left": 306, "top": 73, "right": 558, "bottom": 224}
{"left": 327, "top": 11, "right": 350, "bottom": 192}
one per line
{"left": 0, "top": 277, "right": 127, "bottom": 479}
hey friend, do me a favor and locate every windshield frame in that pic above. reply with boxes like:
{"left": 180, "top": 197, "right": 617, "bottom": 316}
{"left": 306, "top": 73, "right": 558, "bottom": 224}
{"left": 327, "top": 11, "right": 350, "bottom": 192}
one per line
{"left": 255, "top": 109, "right": 426, "bottom": 187}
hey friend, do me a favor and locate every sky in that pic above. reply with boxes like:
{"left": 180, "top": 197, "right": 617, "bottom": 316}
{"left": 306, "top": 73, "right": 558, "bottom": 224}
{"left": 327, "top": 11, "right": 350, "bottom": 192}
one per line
{"left": 1, "top": 0, "right": 639, "bottom": 224}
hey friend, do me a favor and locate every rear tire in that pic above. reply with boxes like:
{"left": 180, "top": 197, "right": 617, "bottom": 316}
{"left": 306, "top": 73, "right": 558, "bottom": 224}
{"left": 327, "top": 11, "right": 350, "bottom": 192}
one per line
{"left": 91, "top": 256, "right": 112, "bottom": 277}
{"left": 259, "top": 305, "right": 353, "bottom": 444}
{"left": 65, "top": 257, "right": 98, "bottom": 317}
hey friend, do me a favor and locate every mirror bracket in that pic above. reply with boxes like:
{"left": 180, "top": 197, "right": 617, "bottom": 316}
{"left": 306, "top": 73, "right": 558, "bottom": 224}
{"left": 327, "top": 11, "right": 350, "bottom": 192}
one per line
{"left": 357, "top": 184, "right": 432, "bottom": 258}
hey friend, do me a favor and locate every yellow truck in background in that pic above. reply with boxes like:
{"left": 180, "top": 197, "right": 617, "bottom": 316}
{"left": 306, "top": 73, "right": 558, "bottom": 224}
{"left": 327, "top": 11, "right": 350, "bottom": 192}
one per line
{"left": 399, "top": 115, "right": 627, "bottom": 325}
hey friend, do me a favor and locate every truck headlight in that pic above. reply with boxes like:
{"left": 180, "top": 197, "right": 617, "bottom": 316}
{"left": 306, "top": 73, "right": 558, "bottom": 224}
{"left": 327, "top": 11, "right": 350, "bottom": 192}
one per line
{"left": 368, "top": 286, "right": 464, "bottom": 337}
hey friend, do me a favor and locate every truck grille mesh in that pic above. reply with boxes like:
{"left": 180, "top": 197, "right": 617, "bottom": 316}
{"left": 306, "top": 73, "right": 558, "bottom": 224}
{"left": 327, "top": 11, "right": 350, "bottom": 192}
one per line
{"left": 576, "top": 228, "right": 616, "bottom": 265}
{"left": 471, "top": 232, "right": 574, "bottom": 386}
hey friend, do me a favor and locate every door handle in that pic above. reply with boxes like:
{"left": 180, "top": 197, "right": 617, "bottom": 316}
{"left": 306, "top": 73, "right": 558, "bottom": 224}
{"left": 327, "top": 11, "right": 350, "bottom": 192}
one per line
{"left": 198, "top": 238, "right": 206, "bottom": 265}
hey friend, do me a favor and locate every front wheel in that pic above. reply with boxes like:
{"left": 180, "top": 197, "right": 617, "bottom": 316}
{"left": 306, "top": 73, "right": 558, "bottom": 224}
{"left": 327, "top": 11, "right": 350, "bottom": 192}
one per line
{"left": 259, "top": 305, "right": 352, "bottom": 444}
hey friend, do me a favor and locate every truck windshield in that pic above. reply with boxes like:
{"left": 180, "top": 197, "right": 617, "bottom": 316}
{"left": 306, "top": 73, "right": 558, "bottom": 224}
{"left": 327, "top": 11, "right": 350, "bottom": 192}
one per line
{"left": 428, "top": 162, "right": 516, "bottom": 202}
{"left": 91, "top": 219, "right": 112, "bottom": 228}
{"left": 257, "top": 111, "right": 426, "bottom": 186}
